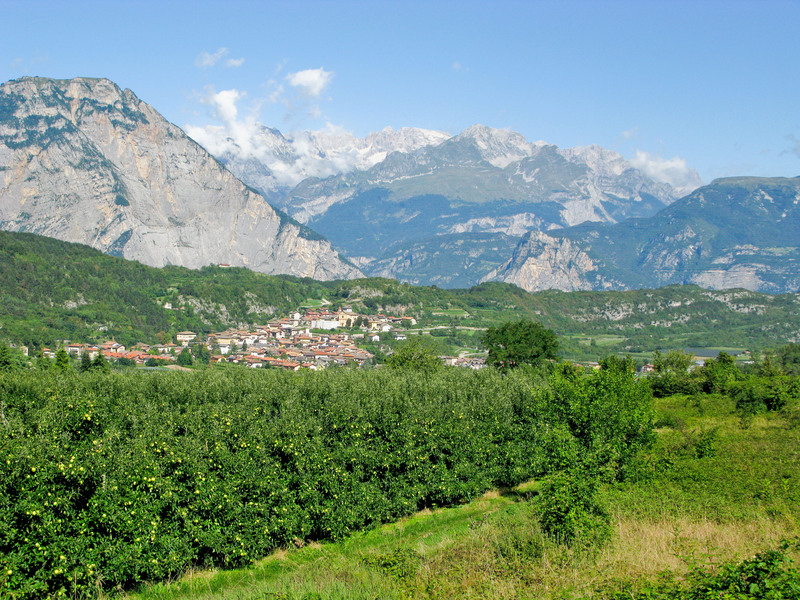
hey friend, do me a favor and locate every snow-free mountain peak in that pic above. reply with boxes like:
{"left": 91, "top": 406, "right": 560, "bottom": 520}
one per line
{"left": 454, "top": 124, "right": 545, "bottom": 168}
{"left": 0, "top": 76, "right": 361, "bottom": 280}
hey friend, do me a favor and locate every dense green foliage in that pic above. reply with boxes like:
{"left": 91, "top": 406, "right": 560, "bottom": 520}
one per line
{"left": 780, "top": 343, "right": 800, "bottom": 375}
{"left": 646, "top": 349, "right": 800, "bottom": 423}
{"left": 384, "top": 337, "right": 444, "bottom": 373}
{"left": 0, "top": 365, "right": 652, "bottom": 598}
{"left": 124, "top": 372, "right": 800, "bottom": 600}
{"left": 0, "top": 231, "right": 327, "bottom": 347}
{"left": 482, "top": 319, "right": 559, "bottom": 371}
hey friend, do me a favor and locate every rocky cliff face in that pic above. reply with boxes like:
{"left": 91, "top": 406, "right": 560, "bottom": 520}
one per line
{"left": 0, "top": 77, "right": 361, "bottom": 280}
{"left": 480, "top": 231, "right": 617, "bottom": 292}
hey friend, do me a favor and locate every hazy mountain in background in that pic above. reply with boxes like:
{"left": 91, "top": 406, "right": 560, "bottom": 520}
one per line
{"left": 185, "top": 121, "right": 451, "bottom": 199}
{"left": 224, "top": 124, "right": 691, "bottom": 285}
{"left": 486, "top": 177, "right": 800, "bottom": 293}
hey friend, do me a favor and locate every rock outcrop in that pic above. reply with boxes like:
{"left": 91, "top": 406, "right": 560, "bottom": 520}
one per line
{"left": 480, "top": 231, "right": 616, "bottom": 292}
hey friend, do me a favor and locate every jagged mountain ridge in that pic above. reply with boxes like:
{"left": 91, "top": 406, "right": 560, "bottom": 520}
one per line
{"left": 489, "top": 177, "right": 800, "bottom": 293}
{"left": 279, "top": 124, "right": 679, "bottom": 228}
{"left": 188, "top": 116, "right": 701, "bottom": 288}
{"left": 248, "top": 124, "right": 683, "bottom": 282}
{"left": 0, "top": 76, "right": 361, "bottom": 280}
{"left": 185, "top": 122, "right": 452, "bottom": 197}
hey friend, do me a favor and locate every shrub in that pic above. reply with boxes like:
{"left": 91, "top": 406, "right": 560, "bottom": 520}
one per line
{"left": 536, "top": 469, "right": 611, "bottom": 548}
{"left": 548, "top": 363, "right": 655, "bottom": 478}
{"left": 732, "top": 377, "right": 800, "bottom": 415}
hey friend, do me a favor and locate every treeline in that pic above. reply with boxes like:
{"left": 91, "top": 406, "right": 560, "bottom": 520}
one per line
{"left": 0, "top": 365, "right": 652, "bottom": 598}
{"left": 647, "top": 346, "right": 800, "bottom": 418}
{"left": 0, "top": 231, "right": 329, "bottom": 347}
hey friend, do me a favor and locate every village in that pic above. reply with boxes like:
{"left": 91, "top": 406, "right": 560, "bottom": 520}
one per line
{"left": 26, "top": 301, "right": 750, "bottom": 374}
{"left": 36, "top": 306, "right": 488, "bottom": 371}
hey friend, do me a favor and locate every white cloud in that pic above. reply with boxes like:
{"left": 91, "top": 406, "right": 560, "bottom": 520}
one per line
{"left": 630, "top": 150, "right": 704, "bottom": 197}
{"left": 196, "top": 48, "right": 244, "bottom": 69}
{"left": 622, "top": 127, "right": 638, "bottom": 140}
{"left": 285, "top": 67, "right": 333, "bottom": 97}
{"left": 188, "top": 87, "right": 261, "bottom": 159}
{"left": 195, "top": 47, "right": 229, "bottom": 68}
{"left": 208, "top": 88, "right": 242, "bottom": 123}
{"left": 452, "top": 61, "right": 468, "bottom": 72}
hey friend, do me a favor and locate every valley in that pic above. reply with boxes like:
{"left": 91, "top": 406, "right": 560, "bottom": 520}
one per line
{"left": 1, "top": 72, "right": 799, "bottom": 600}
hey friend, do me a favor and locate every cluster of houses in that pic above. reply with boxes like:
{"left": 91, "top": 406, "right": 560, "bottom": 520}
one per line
{"left": 40, "top": 307, "right": 424, "bottom": 371}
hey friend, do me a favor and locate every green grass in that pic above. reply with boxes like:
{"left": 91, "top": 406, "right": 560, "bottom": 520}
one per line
{"left": 300, "top": 298, "right": 330, "bottom": 308}
{"left": 126, "top": 395, "right": 800, "bottom": 600}
{"left": 430, "top": 309, "right": 470, "bottom": 317}
{"left": 128, "top": 489, "right": 527, "bottom": 600}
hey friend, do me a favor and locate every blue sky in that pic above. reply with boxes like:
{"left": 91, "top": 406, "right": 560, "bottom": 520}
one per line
{"left": 4, "top": 0, "right": 799, "bottom": 184}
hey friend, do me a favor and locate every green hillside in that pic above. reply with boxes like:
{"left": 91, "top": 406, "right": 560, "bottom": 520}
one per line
{"left": 1, "top": 231, "right": 799, "bottom": 357}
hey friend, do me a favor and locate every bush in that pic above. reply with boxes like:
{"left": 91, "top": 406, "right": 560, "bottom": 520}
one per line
{"left": 603, "top": 540, "right": 800, "bottom": 599}
{"left": 536, "top": 469, "right": 611, "bottom": 548}
{"left": 732, "top": 376, "right": 800, "bottom": 415}
{"left": 548, "top": 364, "right": 655, "bottom": 478}
{"left": 650, "top": 372, "right": 702, "bottom": 398}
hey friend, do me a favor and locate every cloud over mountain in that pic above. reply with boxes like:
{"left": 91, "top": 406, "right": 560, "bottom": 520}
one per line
{"left": 629, "top": 150, "right": 703, "bottom": 196}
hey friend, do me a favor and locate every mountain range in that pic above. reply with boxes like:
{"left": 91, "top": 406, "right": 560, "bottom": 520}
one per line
{"left": 274, "top": 125, "right": 681, "bottom": 264}
{"left": 485, "top": 176, "right": 800, "bottom": 293}
{"left": 1, "top": 76, "right": 797, "bottom": 295}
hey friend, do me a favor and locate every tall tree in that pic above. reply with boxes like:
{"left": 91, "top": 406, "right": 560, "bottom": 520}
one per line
{"left": 482, "top": 319, "right": 558, "bottom": 372}
{"left": 54, "top": 347, "right": 71, "bottom": 372}
{"left": 80, "top": 351, "right": 92, "bottom": 373}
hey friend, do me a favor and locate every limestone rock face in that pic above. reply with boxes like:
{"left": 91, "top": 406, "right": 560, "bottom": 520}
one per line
{"left": 0, "top": 77, "right": 361, "bottom": 280}
{"left": 480, "top": 231, "right": 615, "bottom": 292}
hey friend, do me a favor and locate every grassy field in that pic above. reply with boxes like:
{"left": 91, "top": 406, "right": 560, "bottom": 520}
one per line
{"left": 127, "top": 392, "right": 800, "bottom": 600}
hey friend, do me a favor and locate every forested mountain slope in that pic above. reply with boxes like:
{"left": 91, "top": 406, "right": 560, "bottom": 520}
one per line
{"left": 1, "top": 231, "right": 799, "bottom": 354}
